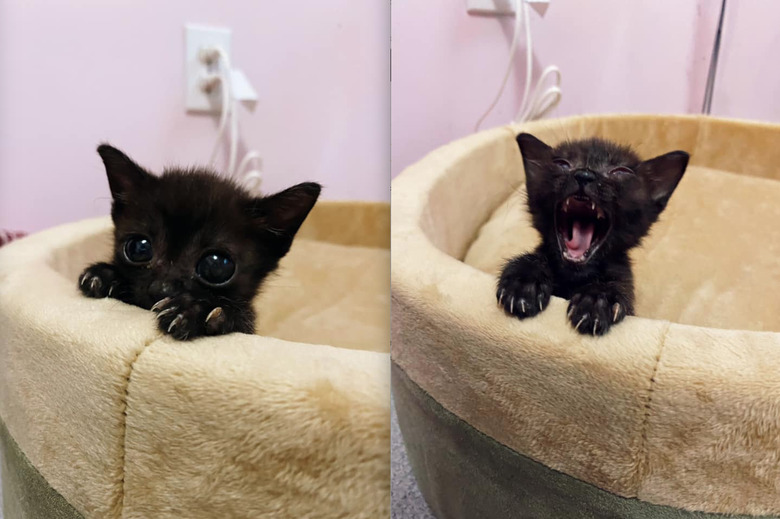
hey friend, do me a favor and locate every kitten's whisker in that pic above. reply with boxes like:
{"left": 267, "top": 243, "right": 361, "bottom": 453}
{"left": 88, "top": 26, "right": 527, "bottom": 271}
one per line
{"left": 151, "top": 298, "right": 172, "bottom": 312}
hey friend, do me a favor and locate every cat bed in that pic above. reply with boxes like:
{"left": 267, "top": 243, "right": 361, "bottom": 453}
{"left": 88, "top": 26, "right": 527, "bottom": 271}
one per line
{"left": 0, "top": 201, "right": 389, "bottom": 519}
{"left": 391, "top": 114, "right": 780, "bottom": 518}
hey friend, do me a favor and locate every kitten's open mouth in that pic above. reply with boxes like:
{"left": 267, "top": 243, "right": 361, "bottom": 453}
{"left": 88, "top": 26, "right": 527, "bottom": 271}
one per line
{"left": 556, "top": 195, "right": 610, "bottom": 263}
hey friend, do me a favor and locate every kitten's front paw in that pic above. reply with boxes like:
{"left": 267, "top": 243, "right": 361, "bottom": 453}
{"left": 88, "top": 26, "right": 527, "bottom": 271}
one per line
{"left": 79, "top": 263, "right": 121, "bottom": 299}
{"left": 152, "top": 294, "right": 233, "bottom": 341}
{"left": 497, "top": 257, "right": 552, "bottom": 320}
{"left": 567, "top": 290, "right": 627, "bottom": 336}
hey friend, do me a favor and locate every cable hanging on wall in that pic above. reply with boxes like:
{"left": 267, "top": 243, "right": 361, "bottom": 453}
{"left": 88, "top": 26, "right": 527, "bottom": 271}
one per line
{"left": 702, "top": 0, "right": 727, "bottom": 114}
{"left": 475, "top": 0, "right": 561, "bottom": 132}
{"left": 200, "top": 47, "right": 263, "bottom": 193}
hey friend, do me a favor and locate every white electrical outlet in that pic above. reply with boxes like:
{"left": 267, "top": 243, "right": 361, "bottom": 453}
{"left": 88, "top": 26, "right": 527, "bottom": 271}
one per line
{"left": 466, "top": 0, "right": 550, "bottom": 16}
{"left": 185, "top": 24, "right": 231, "bottom": 113}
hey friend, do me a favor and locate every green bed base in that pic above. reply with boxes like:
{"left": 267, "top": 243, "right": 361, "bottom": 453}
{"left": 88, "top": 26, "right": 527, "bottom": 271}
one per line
{"left": 0, "top": 418, "right": 83, "bottom": 519}
{"left": 392, "top": 362, "right": 771, "bottom": 519}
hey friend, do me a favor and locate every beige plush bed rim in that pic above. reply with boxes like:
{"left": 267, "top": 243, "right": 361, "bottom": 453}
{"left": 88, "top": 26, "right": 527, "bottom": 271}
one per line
{"left": 391, "top": 114, "right": 780, "bottom": 516}
{"left": 0, "top": 201, "right": 390, "bottom": 519}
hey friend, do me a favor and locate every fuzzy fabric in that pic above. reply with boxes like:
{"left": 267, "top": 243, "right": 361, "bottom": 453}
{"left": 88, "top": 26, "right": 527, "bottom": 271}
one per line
{"left": 0, "top": 201, "right": 390, "bottom": 519}
{"left": 391, "top": 114, "right": 780, "bottom": 516}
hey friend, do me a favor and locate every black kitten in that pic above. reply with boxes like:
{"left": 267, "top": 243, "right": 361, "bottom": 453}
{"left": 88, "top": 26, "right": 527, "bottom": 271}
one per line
{"left": 79, "top": 144, "right": 321, "bottom": 340}
{"left": 497, "top": 133, "right": 688, "bottom": 336}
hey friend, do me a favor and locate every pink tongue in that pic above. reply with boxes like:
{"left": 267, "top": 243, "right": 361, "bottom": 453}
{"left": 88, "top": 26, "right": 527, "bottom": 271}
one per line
{"left": 565, "top": 220, "right": 594, "bottom": 258}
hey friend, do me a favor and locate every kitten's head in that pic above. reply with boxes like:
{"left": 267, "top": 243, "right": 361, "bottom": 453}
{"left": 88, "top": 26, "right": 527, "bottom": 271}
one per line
{"left": 517, "top": 133, "right": 688, "bottom": 265}
{"left": 98, "top": 144, "right": 321, "bottom": 309}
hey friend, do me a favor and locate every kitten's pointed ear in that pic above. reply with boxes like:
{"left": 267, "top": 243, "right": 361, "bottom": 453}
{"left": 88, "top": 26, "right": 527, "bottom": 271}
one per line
{"left": 97, "top": 144, "right": 152, "bottom": 200}
{"left": 249, "top": 182, "right": 322, "bottom": 241}
{"left": 516, "top": 133, "right": 553, "bottom": 185}
{"left": 637, "top": 150, "right": 689, "bottom": 210}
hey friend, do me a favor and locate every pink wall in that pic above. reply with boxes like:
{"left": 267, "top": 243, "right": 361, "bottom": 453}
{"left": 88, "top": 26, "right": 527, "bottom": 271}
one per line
{"left": 0, "top": 1, "right": 389, "bottom": 232}
{"left": 391, "top": 0, "right": 720, "bottom": 177}
{"left": 710, "top": 0, "right": 780, "bottom": 122}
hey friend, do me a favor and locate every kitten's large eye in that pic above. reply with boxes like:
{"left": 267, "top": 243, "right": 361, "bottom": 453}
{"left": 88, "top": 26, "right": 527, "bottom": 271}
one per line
{"left": 123, "top": 235, "right": 153, "bottom": 265}
{"left": 609, "top": 166, "right": 634, "bottom": 176}
{"left": 196, "top": 252, "right": 236, "bottom": 286}
{"left": 553, "top": 158, "right": 571, "bottom": 170}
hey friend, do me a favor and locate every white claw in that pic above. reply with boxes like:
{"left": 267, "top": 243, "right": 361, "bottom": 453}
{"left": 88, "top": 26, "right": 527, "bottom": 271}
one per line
{"left": 168, "top": 314, "right": 183, "bottom": 333}
{"left": 593, "top": 318, "right": 599, "bottom": 336}
{"left": 520, "top": 299, "right": 526, "bottom": 314}
{"left": 567, "top": 306, "right": 575, "bottom": 320}
{"left": 151, "top": 297, "right": 172, "bottom": 312}
{"left": 499, "top": 289, "right": 505, "bottom": 306}
{"left": 89, "top": 277, "right": 100, "bottom": 291}
{"left": 509, "top": 297, "right": 514, "bottom": 314}
{"left": 80, "top": 274, "right": 88, "bottom": 287}
{"left": 575, "top": 314, "right": 587, "bottom": 332}
{"left": 205, "top": 307, "right": 223, "bottom": 324}
{"left": 612, "top": 303, "right": 621, "bottom": 323}
{"left": 108, "top": 285, "right": 115, "bottom": 297}
{"left": 157, "top": 306, "right": 178, "bottom": 319}
{"left": 538, "top": 297, "right": 543, "bottom": 312}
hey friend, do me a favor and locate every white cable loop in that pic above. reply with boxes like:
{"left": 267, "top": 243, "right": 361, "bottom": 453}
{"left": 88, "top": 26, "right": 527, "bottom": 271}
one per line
{"left": 474, "top": 0, "right": 562, "bottom": 131}
{"left": 203, "top": 46, "right": 263, "bottom": 192}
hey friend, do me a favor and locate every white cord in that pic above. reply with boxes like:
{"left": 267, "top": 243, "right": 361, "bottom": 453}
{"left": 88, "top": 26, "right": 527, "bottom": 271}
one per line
{"left": 200, "top": 46, "right": 263, "bottom": 192}
{"left": 474, "top": 0, "right": 562, "bottom": 131}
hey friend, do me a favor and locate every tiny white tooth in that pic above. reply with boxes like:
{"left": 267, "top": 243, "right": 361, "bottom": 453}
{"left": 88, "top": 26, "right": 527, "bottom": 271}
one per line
{"left": 591, "top": 202, "right": 595, "bottom": 211}
{"left": 168, "top": 314, "right": 183, "bottom": 333}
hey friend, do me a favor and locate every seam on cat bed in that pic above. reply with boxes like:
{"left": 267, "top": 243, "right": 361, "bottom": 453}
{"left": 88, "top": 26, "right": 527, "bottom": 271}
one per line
{"left": 116, "top": 335, "right": 157, "bottom": 516}
{"left": 633, "top": 321, "right": 672, "bottom": 492}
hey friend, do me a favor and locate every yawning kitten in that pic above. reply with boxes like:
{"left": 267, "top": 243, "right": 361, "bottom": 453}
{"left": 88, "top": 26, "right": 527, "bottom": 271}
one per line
{"left": 79, "top": 145, "right": 321, "bottom": 340}
{"left": 497, "top": 133, "right": 688, "bottom": 335}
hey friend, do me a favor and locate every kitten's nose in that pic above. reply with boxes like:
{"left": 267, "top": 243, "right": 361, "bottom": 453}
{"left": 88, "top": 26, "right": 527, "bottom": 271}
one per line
{"left": 574, "top": 169, "right": 596, "bottom": 185}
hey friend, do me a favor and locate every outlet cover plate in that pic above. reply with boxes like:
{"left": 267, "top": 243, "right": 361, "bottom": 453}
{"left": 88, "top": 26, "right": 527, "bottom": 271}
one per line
{"left": 466, "top": 0, "right": 550, "bottom": 16}
{"left": 185, "top": 24, "right": 231, "bottom": 113}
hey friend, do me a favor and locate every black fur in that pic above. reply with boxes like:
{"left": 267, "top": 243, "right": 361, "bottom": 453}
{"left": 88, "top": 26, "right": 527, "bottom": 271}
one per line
{"left": 497, "top": 133, "right": 688, "bottom": 335}
{"left": 79, "top": 144, "right": 321, "bottom": 340}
